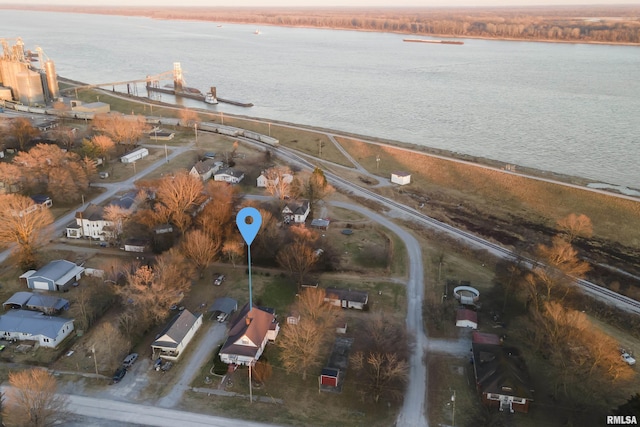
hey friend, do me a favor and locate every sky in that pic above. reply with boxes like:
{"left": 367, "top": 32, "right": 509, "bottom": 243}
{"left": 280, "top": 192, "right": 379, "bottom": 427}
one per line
{"left": 8, "top": 0, "right": 640, "bottom": 6}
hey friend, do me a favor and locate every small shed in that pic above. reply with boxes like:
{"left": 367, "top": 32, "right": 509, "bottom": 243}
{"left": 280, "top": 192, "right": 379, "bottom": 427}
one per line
{"left": 124, "top": 238, "right": 149, "bottom": 253}
{"left": 391, "top": 171, "right": 411, "bottom": 185}
{"left": 311, "top": 218, "right": 330, "bottom": 230}
{"left": 324, "top": 287, "right": 369, "bottom": 310}
{"left": 456, "top": 308, "right": 478, "bottom": 329}
{"left": 320, "top": 368, "right": 340, "bottom": 387}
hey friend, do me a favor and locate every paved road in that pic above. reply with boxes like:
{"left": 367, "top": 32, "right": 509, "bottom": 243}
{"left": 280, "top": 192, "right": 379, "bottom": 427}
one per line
{"left": 0, "top": 142, "right": 191, "bottom": 265}
{"left": 1, "top": 386, "right": 278, "bottom": 427}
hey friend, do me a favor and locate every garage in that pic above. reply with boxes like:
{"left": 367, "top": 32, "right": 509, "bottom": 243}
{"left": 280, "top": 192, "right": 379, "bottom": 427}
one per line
{"left": 32, "top": 281, "right": 50, "bottom": 291}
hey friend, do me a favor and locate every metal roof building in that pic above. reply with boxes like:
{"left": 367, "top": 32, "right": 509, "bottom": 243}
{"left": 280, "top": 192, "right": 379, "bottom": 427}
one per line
{"left": 3, "top": 291, "right": 69, "bottom": 315}
{"left": 21, "top": 260, "right": 84, "bottom": 292}
{"left": 0, "top": 310, "right": 74, "bottom": 348}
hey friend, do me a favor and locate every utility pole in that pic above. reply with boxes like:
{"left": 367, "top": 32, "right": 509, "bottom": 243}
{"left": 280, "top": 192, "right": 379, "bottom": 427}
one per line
{"left": 165, "top": 144, "right": 168, "bottom": 163}
{"left": 376, "top": 154, "right": 381, "bottom": 171}
{"left": 92, "top": 345, "right": 99, "bottom": 376}
{"left": 194, "top": 122, "right": 198, "bottom": 144}
{"left": 451, "top": 390, "right": 456, "bottom": 427}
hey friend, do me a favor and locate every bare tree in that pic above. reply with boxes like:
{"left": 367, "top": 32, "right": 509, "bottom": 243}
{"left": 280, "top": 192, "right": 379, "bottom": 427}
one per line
{"left": 0, "top": 194, "right": 54, "bottom": 269}
{"left": 69, "top": 286, "right": 98, "bottom": 331}
{"left": 304, "top": 167, "right": 333, "bottom": 207}
{"left": 122, "top": 249, "right": 193, "bottom": 330}
{"left": 523, "top": 236, "right": 589, "bottom": 311}
{"left": 222, "top": 238, "right": 244, "bottom": 267}
{"left": 0, "top": 163, "right": 23, "bottom": 193}
{"left": 277, "top": 319, "right": 330, "bottom": 381}
{"left": 155, "top": 171, "right": 206, "bottom": 233}
{"left": 533, "top": 302, "right": 634, "bottom": 400}
{"left": 557, "top": 213, "right": 593, "bottom": 242}
{"left": 196, "top": 180, "right": 236, "bottom": 238}
{"left": 84, "top": 134, "right": 116, "bottom": 161}
{"left": 4, "top": 368, "right": 71, "bottom": 427}
{"left": 276, "top": 241, "right": 318, "bottom": 286}
{"left": 8, "top": 117, "right": 39, "bottom": 151}
{"left": 350, "top": 352, "right": 409, "bottom": 403}
{"left": 276, "top": 225, "right": 320, "bottom": 286}
{"left": 93, "top": 113, "right": 148, "bottom": 146}
{"left": 88, "top": 322, "right": 131, "bottom": 372}
{"left": 350, "top": 316, "right": 409, "bottom": 403}
{"left": 263, "top": 166, "right": 293, "bottom": 200}
{"left": 103, "top": 204, "right": 132, "bottom": 243}
{"left": 178, "top": 108, "right": 199, "bottom": 127}
{"left": 13, "top": 144, "right": 91, "bottom": 203}
{"left": 181, "top": 229, "right": 218, "bottom": 276}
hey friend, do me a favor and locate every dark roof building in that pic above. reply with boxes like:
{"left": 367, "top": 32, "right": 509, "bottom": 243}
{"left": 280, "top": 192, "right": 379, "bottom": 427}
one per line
{"left": 219, "top": 303, "right": 279, "bottom": 366}
{"left": 151, "top": 309, "right": 203, "bottom": 361}
{"left": 472, "top": 343, "right": 534, "bottom": 413}
{"left": 324, "top": 287, "right": 369, "bottom": 310}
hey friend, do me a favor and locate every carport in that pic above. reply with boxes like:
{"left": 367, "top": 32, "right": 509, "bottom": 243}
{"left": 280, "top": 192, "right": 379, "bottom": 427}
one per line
{"left": 208, "top": 297, "right": 237, "bottom": 321}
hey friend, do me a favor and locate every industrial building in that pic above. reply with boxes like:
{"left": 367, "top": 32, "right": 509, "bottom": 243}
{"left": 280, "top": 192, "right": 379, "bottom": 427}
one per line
{"left": 0, "top": 37, "right": 59, "bottom": 105}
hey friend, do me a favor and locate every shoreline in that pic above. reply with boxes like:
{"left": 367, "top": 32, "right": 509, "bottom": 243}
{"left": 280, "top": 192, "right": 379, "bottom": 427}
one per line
{"left": 3, "top": 5, "right": 640, "bottom": 47}
{"left": 58, "top": 76, "right": 640, "bottom": 200}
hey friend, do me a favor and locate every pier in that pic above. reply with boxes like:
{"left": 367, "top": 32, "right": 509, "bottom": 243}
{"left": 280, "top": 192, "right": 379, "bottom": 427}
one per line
{"left": 146, "top": 83, "right": 253, "bottom": 108}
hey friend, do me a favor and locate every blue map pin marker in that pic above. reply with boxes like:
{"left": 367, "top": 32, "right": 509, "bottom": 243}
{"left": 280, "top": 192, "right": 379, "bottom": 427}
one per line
{"left": 236, "top": 207, "right": 262, "bottom": 245}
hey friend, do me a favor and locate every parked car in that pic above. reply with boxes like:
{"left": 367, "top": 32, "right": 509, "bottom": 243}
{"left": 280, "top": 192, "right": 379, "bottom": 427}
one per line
{"left": 123, "top": 353, "right": 138, "bottom": 368}
{"left": 213, "top": 274, "right": 225, "bottom": 286}
{"left": 622, "top": 352, "right": 636, "bottom": 366}
{"left": 112, "top": 367, "right": 127, "bottom": 383}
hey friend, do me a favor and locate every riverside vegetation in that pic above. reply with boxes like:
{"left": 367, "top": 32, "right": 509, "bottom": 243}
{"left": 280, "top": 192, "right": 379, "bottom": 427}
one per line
{"left": 5, "top": 5, "right": 640, "bottom": 45}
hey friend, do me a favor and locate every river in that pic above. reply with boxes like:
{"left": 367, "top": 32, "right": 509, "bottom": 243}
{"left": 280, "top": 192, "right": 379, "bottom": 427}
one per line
{"left": 2, "top": 9, "right": 639, "bottom": 189}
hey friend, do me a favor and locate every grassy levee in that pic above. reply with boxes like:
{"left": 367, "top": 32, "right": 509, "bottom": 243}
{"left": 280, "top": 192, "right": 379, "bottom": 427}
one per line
{"left": 69, "top": 84, "right": 353, "bottom": 167}
{"left": 334, "top": 136, "right": 640, "bottom": 248}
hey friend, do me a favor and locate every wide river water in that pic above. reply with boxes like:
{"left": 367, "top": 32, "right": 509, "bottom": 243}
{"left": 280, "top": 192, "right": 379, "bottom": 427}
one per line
{"left": 2, "top": 10, "right": 640, "bottom": 189}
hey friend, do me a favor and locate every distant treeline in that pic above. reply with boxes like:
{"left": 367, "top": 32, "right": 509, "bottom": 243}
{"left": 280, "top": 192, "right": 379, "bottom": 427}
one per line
{"left": 6, "top": 5, "right": 640, "bottom": 45}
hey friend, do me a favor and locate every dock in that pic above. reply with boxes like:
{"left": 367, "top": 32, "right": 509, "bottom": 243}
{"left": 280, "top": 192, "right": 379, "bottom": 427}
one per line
{"left": 146, "top": 84, "right": 253, "bottom": 107}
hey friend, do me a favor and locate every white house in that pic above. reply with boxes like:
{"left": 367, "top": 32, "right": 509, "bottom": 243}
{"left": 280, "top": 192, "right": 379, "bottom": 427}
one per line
{"left": 391, "top": 171, "right": 411, "bottom": 185}
{"left": 151, "top": 310, "right": 203, "bottom": 361}
{"left": 256, "top": 171, "right": 293, "bottom": 188}
{"left": 214, "top": 168, "right": 245, "bottom": 184}
{"left": 20, "top": 260, "right": 84, "bottom": 292}
{"left": 189, "top": 159, "right": 218, "bottom": 181}
{"left": 219, "top": 304, "right": 279, "bottom": 366}
{"left": 282, "top": 200, "right": 310, "bottom": 224}
{"left": 120, "top": 148, "right": 149, "bottom": 163}
{"left": 456, "top": 308, "right": 478, "bottom": 329}
{"left": 67, "top": 204, "right": 111, "bottom": 240}
{"left": 0, "top": 310, "right": 74, "bottom": 348}
{"left": 66, "top": 193, "right": 139, "bottom": 240}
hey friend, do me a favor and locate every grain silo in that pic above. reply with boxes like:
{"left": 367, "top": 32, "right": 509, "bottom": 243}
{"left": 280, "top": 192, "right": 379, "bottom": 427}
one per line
{"left": 16, "top": 70, "right": 45, "bottom": 105}
{"left": 0, "top": 86, "right": 12, "bottom": 101}
{"left": 42, "top": 60, "right": 59, "bottom": 100}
